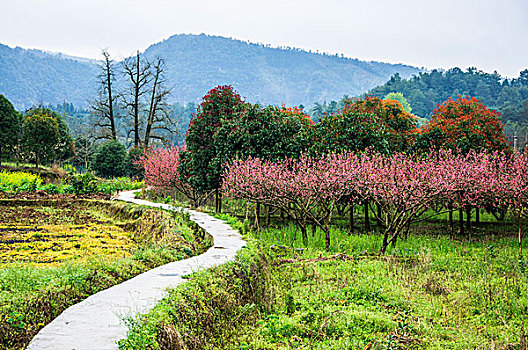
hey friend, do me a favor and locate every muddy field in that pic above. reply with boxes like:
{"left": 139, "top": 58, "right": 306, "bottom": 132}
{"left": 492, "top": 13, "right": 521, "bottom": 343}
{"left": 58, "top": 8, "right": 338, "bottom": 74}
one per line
{"left": 0, "top": 191, "right": 111, "bottom": 200}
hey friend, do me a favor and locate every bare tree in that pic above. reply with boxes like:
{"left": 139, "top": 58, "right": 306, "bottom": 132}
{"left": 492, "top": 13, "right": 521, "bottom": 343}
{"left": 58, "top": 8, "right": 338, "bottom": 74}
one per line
{"left": 89, "top": 50, "right": 176, "bottom": 147}
{"left": 123, "top": 51, "right": 151, "bottom": 147}
{"left": 144, "top": 58, "right": 174, "bottom": 147}
{"left": 90, "top": 50, "right": 120, "bottom": 140}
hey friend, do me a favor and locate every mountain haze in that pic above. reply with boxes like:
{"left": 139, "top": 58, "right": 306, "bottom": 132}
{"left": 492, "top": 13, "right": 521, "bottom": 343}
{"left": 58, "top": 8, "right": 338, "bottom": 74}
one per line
{"left": 0, "top": 34, "right": 420, "bottom": 109}
{"left": 0, "top": 44, "right": 99, "bottom": 110}
{"left": 144, "top": 34, "right": 420, "bottom": 106}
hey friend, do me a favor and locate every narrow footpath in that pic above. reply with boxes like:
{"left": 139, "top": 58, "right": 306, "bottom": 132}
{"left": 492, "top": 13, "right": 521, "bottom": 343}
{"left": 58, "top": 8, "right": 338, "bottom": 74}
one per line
{"left": 26, "top": 190, "right": 246, "bottom": 350}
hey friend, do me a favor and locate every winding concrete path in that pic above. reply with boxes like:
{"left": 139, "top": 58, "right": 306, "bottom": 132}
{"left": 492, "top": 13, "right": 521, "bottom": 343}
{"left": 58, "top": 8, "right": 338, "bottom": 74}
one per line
{"left": 26, "top": 190, "right": 245, "bottom": 350}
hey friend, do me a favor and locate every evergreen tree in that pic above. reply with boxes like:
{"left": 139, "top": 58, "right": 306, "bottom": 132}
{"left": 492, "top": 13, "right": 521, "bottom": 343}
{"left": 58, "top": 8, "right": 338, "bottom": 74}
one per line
{"left": 0, "top": 94, "right": 20, "bottom": 164}
{"left": 178, "top": 85, "right": 244, "bottom": 194}
{"left": 22, "top": 111, "right": 60, "bottom": 166}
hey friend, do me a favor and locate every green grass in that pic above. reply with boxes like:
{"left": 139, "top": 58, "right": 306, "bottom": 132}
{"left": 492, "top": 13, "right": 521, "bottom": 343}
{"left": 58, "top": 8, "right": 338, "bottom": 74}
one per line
{"left": 120, "top": 208, "right": 528, "bottom": 349}
{"left": 0, "top": 200, "right": 210, "bottom": 350}
{"left": 235, "top": 227, "right": 528, "bottom": 349}
{"left": 0, "top": 162, "right": 51, "bottom": 170}
{"left": 118, "top": 242, "right": 274, "bottom": 350}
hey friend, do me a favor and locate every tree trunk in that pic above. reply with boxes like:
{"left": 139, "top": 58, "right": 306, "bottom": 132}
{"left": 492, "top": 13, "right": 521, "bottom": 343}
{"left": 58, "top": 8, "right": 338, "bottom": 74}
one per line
{"left": 349, "top": 204, "right": 354, "bottom": 234}
{"left": 300, "top": 225, "right": 308, "bottom": 246}
{"left": 449, "top": 208, "right": 454, "bottom": 236}
{"left": 459, "top": 208, "right": 464, "bottom": 235}
{"left": 143, "top": 59, "right": 170, "bottom": 147}
{"left": 466, "top": 207, "right": 471, "bottom": 230}
{"left": 144, "top": 62, "right": 159, "bottom": 147}
{"left": 476, "top": 208, "right": 480, "bottom": 224}
{"left": 133, "top": 53, "right": 140, "bottom": 147}
{"left": 376, "top": 205, "right": 382, "bottom": 228}
{"left": 381, "top": 230, "right": 400, "bottom": 254}
{"left": 254, "top": 202, "right": 260, "bottom": 231}
{"left": 324, "top": 227, "right": 330, "bottom": 251}
{"left": 105, "top": 54, "right": 117, "bottom": 140}
{"left": 215, "top": 188, "right": 219, "bottom": 212}
{"left": 364, "top": 201, "right": 370, "bottom": 231}
{"left": 266, "top": 205, "right": 271, "bottom": 227}
{"left": 381, "top": 231, "right": 390, "bottom": 254}
{"left": 519, "top": 210, "right": 523, "bottom": 256}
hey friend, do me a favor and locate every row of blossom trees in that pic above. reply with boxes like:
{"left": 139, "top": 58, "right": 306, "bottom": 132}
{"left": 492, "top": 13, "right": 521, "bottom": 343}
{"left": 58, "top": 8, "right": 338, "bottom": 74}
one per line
{"left": 138, "top": 85, "right": 521, "bottom": 252}
{"left": 222, "top": 150, "right": 528, "bottom": 252}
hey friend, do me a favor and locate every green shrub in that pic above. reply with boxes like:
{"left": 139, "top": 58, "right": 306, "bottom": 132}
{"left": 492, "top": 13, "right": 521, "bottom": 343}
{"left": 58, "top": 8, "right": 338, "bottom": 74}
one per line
{"left": 68, "top": 173, "right": 98, "bottom": 194}
{"left": 39, "top": 183, "right": 61, "bottom": 194}
{"left": 91, "top": 140, "right": 126, "bottom": 178}
{"left": 118, "top": 245, "right": 272, "bottom": 350}
{"left": 96, "top": 177, "right": 144, "bottom": 194}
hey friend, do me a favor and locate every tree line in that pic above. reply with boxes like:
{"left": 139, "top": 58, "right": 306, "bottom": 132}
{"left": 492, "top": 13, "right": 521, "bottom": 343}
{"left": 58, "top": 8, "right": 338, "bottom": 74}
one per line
{"left": 309, "top": 68, "right": 528, "bottom": 146}
{"left": 0, "top": 49, "right": 195, "bottom": 176}
{"left": 0, "top": 96, "right": 74, "bottom": 167}
{"left": 369, "top": 68, "right": 528, "bottom": 145}
{"left": 140, "top": 85, "right": 512, "bottom": 211}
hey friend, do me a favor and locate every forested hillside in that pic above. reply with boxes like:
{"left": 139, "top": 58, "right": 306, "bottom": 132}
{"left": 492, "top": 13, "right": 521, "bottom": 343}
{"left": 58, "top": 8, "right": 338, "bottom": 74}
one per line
{"left": 143, "top": 34, "right": 419, "bottom": 106}
{"left": 369, "top": 68, "right": 528, "bottom": 122}
{"left": 0, "top": 34, "right": 420, "bottom": 109}
{"left": 367, "top": 68, "right": 528, "bottom": 144}
{"left": 0, "top": 44, "right": 98, "bottom": 110}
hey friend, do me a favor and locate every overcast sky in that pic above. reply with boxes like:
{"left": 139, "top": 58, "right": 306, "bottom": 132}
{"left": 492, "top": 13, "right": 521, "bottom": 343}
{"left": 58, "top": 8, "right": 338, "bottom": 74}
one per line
{"left": 1, "top": 0, "right": 527, "bottom": 77}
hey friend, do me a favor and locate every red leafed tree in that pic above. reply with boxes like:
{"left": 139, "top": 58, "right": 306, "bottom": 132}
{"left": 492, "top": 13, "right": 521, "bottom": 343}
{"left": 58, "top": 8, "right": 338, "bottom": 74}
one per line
{"left": 280, "top": 104, "right": 315, "bottom": 126}
{"left": 418, "top": 95, "right": 509, "bottom": 153}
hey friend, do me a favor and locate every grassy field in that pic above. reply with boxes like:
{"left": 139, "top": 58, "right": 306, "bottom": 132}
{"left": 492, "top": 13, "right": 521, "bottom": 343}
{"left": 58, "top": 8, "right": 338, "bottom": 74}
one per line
{"left": 237, "top": 227, "right": 528, "bottom": 349}
{"left": 120, "top": 206, "right": 528, "bottom": 349}
{"left": 0, "top": 199, "right": 210, "bottom": 350}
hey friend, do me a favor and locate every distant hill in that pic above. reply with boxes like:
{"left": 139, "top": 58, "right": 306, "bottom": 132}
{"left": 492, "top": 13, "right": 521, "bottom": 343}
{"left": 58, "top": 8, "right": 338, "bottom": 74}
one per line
{"left": 0, "top": 34, "right": 420, "bottom": 110}
{"left": 143, "top": 34, "right": 420, "bottom": 106}
{"left": 0, "top": 44, "right": 99, "bottom": 110}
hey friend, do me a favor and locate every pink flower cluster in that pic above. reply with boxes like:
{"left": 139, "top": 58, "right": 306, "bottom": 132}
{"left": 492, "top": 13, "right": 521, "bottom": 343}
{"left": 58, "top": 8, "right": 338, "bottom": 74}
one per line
{"left": 138, "top": 145, "right": 191, "bottom": 195}
{"left": 222, "top": 150, "right": 528, "bottom": 250}
{"left": 223, "top": 150, "right": 528, "bottom": 211}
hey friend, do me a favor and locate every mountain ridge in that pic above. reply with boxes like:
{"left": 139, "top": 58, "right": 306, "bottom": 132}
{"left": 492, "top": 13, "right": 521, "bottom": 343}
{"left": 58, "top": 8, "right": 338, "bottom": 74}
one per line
{"left": 0, "top": 34, "right": 421, "bottom": 109}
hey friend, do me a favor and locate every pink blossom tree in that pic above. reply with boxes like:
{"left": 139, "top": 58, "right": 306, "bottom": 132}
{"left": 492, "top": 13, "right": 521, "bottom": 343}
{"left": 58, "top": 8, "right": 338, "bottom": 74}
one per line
{"left": 222, "top": 153, "right": 358, "bottom": 248}
{"left": 223, "top": 149, "right": 528, "bottom": 252}
{"left": 138, "top": 145, "right": 207, "bottom": 206}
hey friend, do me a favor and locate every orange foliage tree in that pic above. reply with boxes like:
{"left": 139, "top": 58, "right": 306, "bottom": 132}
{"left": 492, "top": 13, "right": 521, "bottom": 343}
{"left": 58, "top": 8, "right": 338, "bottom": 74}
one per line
{"left": 346, "top": 96, "right": 418, "bottom": 152}
{"left": 417, "top": 95, "right": 509, "bottom": 153}
{"left": 311, "top": 95, "right": 418, "bottom": 154}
